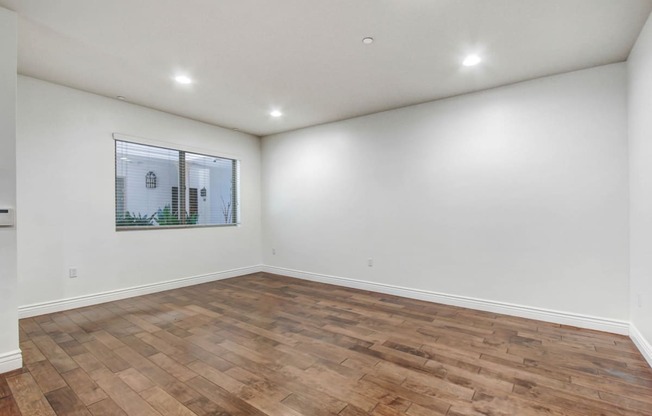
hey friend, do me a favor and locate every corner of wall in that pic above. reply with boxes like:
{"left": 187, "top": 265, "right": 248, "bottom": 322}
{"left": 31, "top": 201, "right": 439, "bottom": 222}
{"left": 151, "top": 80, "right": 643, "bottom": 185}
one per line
{"left": 627, "top": 9, "right": 652, "bottom": 369}
{"left": 630, "top": 324, "right": 652, "bottom": 368}
{"left": 0, "top": 6, "right": 20, "bottom": 375}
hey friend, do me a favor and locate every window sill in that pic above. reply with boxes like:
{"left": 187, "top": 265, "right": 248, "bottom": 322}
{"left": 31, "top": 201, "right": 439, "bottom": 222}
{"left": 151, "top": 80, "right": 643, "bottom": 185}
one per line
{"left": 116, "top": 223, "right": 239, "bottom": 231}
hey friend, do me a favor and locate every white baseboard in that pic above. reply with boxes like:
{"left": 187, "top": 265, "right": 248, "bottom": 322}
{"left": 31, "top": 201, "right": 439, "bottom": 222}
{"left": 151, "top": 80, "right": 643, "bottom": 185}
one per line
{"left": 0, "top": 349, "right": 22, "bottom": 374}
{"left": 630, "top": 324, "right": 652, "bottom": 368}
{"left": 263, "top": 265, "right": 630, "bottom": 335}
{"left": 16, "top": 263, "right": 633, "bottom": 339}
{"left": 18, "top": 265, "right": 264, "bottom": 318}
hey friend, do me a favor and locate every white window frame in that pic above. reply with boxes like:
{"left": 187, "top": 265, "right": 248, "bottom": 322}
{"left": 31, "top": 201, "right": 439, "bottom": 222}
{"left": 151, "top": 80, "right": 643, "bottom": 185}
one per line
{"left": 113, "top": 133, "right": 241, "bottom": 231}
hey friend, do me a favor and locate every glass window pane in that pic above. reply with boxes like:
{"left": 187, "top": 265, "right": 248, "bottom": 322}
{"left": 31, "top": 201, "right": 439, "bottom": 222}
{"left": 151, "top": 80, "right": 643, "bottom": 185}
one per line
{"left": 115, "top": 139, "right": 239, "bottom": 229}
{"left": 186, "top": 152, "right": 236, "bottom": 225}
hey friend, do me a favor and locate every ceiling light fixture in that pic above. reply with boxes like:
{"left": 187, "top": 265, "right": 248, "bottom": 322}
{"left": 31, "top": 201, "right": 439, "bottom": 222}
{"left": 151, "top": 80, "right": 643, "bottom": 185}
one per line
{"left": 362, "top": 37, "right": 374, "bottom": 45}
{"left": 116, "top": 96, "right": 126, "bottom": 101}
{"left": 462, "top": 54, "right": 482, "bottom": 67}
{"left": 270, "top": 110, "right": 283, "bottom": 118}
{"left": 174, "top": 75, "right": 193, "bottom": 84}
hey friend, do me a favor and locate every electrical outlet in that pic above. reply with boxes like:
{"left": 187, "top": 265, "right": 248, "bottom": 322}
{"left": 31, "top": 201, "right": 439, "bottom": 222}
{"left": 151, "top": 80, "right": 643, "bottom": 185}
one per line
{"left": 368, "top": 259, "right": 373, "bottom": 267}
{"left": 272, "top": 248, "right": 276, "bottom": 255}
{"left": 69, "top": 267, "right": 78, "bottom": 278}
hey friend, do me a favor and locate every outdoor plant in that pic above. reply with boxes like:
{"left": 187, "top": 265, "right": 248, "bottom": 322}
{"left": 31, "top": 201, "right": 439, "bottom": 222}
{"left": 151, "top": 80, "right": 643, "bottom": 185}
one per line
{"left": 186, "top": 212, "right": 199, "bottom": 225}
{"left": 155, "top": 204, "right": 198, "bottom": 226}
{"left": 220, "top": 184, "right": 235, "bottom": 224}
{"left": 116, "top": 211, "right": 155, "bottom": 227}
{"left": 154, "top": 204, "right": 178, "bottom": 226}
{"left": 220, "top": 195, "right": 232, "bottom": 223}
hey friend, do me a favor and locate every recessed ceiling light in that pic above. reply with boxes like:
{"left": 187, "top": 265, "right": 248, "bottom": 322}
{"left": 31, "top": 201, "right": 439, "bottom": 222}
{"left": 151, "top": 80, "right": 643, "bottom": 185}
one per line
{"left": 174, "top": 75, "right": 193, "bottom": 84}
{"left": 362, "top": 37, "right": 374, "bottom": 45}
{"left": 116, "top": 96, "right": 126, "bottom": 101}
{"left": 462, "top": 54, "right": 482, "bottom": 67}
{"left": 270, "top": 110, "right": 283, "bottom": 118}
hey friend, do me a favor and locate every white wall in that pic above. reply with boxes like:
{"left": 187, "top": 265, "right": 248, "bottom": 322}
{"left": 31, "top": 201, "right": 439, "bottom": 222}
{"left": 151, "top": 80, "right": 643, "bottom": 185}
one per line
{"left": 16, "top": 76, "right": 262, "bottom": 307}
{"left": 629, "top": 12, "right": 652, "bottom": 355}
{"left": 262, "top": 63, "right": 629, "bottom": 322}
{"left": 0, "top": 7, "right": 21, "bottom": 372}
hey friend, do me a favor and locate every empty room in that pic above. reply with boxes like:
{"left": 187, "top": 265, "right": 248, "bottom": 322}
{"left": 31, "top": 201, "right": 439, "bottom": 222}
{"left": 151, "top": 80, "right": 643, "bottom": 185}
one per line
{"left": 1, "top": 1, "right": 652, "bottom": 415}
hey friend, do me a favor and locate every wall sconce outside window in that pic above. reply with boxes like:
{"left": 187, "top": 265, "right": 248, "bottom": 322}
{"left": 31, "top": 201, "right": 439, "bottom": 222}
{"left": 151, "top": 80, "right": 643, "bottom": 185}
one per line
{"left": 146, "top": 171, "right": 157, "bottom": 189}
{"left": 200, "top": 187, "right": 207, "bottom": 201}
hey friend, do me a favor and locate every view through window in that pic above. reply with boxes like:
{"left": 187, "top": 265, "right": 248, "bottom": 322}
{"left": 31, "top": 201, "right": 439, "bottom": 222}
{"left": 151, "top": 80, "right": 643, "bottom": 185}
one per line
{"left": 115, "top": 139, "right": 239, "bottom": 229}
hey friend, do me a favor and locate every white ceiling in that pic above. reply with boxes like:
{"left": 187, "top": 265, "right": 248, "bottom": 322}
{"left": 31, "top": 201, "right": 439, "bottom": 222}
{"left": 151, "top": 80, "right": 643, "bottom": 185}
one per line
{"left": 2, "top": 0, "right": 651, "bottom": 136}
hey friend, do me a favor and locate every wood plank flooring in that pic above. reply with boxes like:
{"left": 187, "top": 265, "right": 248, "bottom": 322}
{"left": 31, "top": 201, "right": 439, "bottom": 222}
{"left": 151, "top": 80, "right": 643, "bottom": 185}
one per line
{"left": 1, "top": 272, "right": 651, "bottom": 415}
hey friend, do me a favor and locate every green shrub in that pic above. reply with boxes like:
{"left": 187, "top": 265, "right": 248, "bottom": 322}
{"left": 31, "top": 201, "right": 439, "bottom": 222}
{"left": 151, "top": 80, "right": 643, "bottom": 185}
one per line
{"left": 155, "top": 204, "right": 198, "bottom": 226}
{"left": 116, "top": 211, "right": 155, "bottom": 227}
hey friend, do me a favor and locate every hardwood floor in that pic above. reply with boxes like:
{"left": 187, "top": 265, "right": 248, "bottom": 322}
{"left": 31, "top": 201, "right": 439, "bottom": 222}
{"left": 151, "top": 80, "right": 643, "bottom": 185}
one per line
{"left": 1, "top": 272, "right": 651, "bottom": 415}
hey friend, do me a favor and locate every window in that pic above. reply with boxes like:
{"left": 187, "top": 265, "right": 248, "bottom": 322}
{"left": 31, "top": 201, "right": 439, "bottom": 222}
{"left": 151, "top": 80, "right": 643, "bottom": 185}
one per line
{"left": 115, "top": 139, "right": 239, "bottom": 229}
